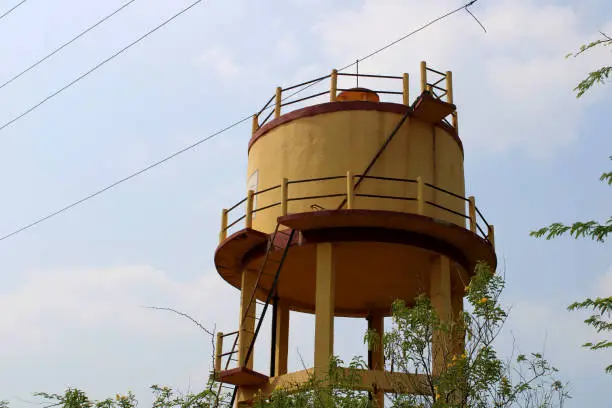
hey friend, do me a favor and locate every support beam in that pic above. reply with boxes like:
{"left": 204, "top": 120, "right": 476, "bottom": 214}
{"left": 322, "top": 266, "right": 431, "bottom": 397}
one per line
{"left": 430, "top": 255, "right": 451, "bottom": 376}
{"left": 238, "top": 270, "right": 257, "bottom": 369}
{"left": 451, "top": 290, "right": 465, "bottom": 357}
{"left": 274, "top": 299, "right": 290, "bottom": 376}
{"left": 367, "top": 312, "right": 385, "bottom": 407}
{"left": 314, "top": 243, "right": 335, "bottom": 378}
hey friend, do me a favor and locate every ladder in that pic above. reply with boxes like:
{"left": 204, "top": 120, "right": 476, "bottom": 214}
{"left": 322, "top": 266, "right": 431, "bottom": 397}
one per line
{"left": 213, "top": 224, "right": 296, "bottom": 407}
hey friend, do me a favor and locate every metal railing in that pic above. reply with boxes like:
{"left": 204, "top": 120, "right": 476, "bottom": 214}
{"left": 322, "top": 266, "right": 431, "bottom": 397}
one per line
{"left": 219, "top": 173, "right": 494, "bottom": 246}
{"left": 251, "top": 61, "right": 458, "bottom": 135}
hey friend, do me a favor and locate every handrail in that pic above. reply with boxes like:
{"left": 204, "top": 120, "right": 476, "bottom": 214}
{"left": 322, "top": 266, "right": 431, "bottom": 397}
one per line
{"left": 251, "top": 62, "right": 458, "bottom": 135}
{"left": 219, "top": 173, "right": 494, "bottom": 245}
{"left": 424, "top": 182, "right": 469, "bottom": 202}
{"left": 252, "top": 69, "right": 421, "bottom": 132}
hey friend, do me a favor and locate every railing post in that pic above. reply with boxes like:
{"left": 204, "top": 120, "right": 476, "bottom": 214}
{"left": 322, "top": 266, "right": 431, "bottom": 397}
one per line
{"left": 445, "top": 71, "right": 453, "bottom": 104}
{"left": 346, "top": 170, "right": 354, "bottom": 210}
{"left": 488, "top": 225, "right": 495, "bottom": 249}
{"left": 280, "top": 178, "right": 288, "bottom": 217}
{"left": 274, "top": 87, "right": 282, "bottom": 119}
{"left": 468, "top": 196, "right": 476, "bottom": 233}
{"left": 252, "top": 113, "right": 259, "bottom": 135}
{"left": 330, "top": 69, "right": 338, "bottom": 102}
{"left": 402, "top": 73, "right": 409, "bottom": 106}
{"left": 215, "top": 332, "right": 223, "bottom": 373}
{"left": 417, "top": 176, "right": 424, "bottom": 215}
{"left": 219, "top": 209, "right": 228, "bottom": 243}
{"left": 245, "top": 190, "right": 255, "bottom": 229}
{"left": 420, "top": 61, "right": 427, "bottom": 93}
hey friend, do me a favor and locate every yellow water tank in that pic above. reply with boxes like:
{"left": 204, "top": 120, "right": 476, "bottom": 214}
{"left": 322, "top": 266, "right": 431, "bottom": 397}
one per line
{"left": 247, "top": 91, "right": 466, "bottom": 233}
{"left": 213, "top": 65, "right": 496, "bottom": 407}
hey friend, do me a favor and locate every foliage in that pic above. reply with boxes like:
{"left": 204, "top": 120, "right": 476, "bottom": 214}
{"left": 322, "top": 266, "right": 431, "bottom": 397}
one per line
{"left": 7, "top": 265, "right": 567, "bottom": 408}
{"left": 529, "top": 158, "right": 612, "bottom": 244}
{"left": 249, "top": 263, "right": 567, "bottom": 408}
{"left": 566, "top": 32, "right": 612, "bottom": 98}
{"left": 28, "top": 384, "right": 221, "bottom": 408}
{"left": 382, "top": 262, "right": 567, "bottom": 408}
{"left": 531, "top": 157, "right": 611, "bottom": 374}
{"left": 252, "top": 356, "right": 374, "bottom": 408}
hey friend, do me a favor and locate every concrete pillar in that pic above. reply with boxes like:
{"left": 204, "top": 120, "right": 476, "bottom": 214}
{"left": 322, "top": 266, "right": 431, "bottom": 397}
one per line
{"left": 238, "top": 269, "right": 257, "bottom": 369}
{"left": 430, "top": 255, "right": 451, "bottom": 376}
{"left": 314, "top": 243, "right": 335, "bottom": 378}
{"left": 368, "top": 312, "right": 385, "bottom": 407}
{"left": 274, "top": 300, "right": 290, "bottom": 376}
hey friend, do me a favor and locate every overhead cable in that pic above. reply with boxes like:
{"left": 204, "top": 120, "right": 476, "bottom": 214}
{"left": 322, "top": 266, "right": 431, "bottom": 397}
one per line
{"left": 0, "top": 0, "right": 139, "bottom": 91}
{"left": 0, "top": 0, "right": 482, "bottom": 242}
{"left": 0, "top": 0, "right": 28, "bottom": 22}
{"left": 0, "top": 0, "right": 203, "bottom": 134}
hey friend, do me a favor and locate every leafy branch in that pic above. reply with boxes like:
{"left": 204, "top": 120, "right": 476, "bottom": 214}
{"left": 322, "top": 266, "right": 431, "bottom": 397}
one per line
{"left": 566, "top": 32, "right": 612, "bottom": 98}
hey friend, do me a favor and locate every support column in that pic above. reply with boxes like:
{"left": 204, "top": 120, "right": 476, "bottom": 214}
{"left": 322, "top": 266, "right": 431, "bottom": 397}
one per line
{"left": 451, "top": 286, "right": 465, "bottom": 357}
{"left": 368, "top": 312, "right": 385, "bottom": 407}
{"left": 430, "top": 255, "right": 451, "bottom": 377}
{"left": 314, "top": 243, "right": 335, "bottom": 379}
{"left": 238, "top": 269, "right": 257, "bottom": 369}
{"left": 274, "top": 299, "right": 290, "bottom": 376}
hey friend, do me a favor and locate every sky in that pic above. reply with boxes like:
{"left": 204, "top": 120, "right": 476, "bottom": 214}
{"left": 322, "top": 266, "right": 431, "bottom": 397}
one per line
{"left": 0, "top": 0, "right": 610, "bottom": 406}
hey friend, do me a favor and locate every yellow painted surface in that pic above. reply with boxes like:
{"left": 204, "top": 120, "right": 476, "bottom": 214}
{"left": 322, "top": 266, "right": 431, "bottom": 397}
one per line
{"left": 430, "top": 255, "right": 452, "bottom": 377}
{"left": 314, "top": 243, "right": 335, "bottom": 377}
{"left": 274, "top": 300, "right": 290, "bottom": 376}
{"left": 369, "top": 312, "right": 385, "bottom": 407}
{"left": 238, "top": 270, "right": 257, "bottom": 369}
{"left": 247, "top": 108, "right": 465, "bottom": 234}
{"left": 238, "top": 367, "right": 429, "bottom": 402}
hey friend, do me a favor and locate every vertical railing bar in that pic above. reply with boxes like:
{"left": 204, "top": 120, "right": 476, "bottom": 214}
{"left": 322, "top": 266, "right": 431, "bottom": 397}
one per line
{"left": 346, "top": 170, "right": 354, "bottom": 209}
{"left": 219, "top": 209, "right": 228, "bottom": 243}
{"left": 245, "top": 190, "right": 254, "bottom": 229}
{"left": 280, "top": 178, "right": 288, "bottom": 217}
{"left": 420, "top": 61, "right": 427, "bottom": 93}
{"left": 330, "top": 69, "right": 338, "bottom": 102}
{"left": 468, "top": 196, "right": 476, "bottom": 233}
{"left": 402, "top": 73, "right": 409, "bottom": 106}
{"left": 274, "top": 87, "right": 282, "bottom": 119}
{"left": 417, "top": 176, "right": 424, "bottom": 215}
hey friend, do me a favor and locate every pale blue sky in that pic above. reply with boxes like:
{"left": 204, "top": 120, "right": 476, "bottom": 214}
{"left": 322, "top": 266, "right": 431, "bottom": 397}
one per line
{"left": 0, "top": 0, "right": 610, "bottom": 406}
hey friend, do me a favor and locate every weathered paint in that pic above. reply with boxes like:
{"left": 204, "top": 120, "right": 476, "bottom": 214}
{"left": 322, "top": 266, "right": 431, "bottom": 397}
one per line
{"left": 247, "top": 105, "right": 466, "bottom": 234}
{"left": 314, "top": 243, "right": 335, "bottom": 377}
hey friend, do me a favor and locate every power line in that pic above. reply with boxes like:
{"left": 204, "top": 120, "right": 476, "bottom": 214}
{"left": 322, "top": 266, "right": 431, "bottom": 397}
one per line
{"left": 0, "top": 115, "right": 250, "bottom": 242}
{"left": 282, "top": 0, "right": 480, "bottom": 101}
{"left": 0, "top": 0, "right": 203, "bottom": 134}
{"left": 0, "top": 0, "right": 481, "bottom": 242}
{"left": 0, "top": 0, "right": 139, "bottom": 91}
{"left": 0, "top": 0, "right": 28, "bottom": 22}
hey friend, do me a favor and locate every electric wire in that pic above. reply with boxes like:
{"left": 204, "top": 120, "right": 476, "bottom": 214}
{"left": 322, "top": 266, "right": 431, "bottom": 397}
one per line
{"left": 281, "top": 0, "right": 480, "bottom": 102}
{"left": 0, "top": 0, "right": 482, "bottom": 242}
{"left": 0, "top": 0, "right": 28, "bottom": 22}
{"left": 0, "top": 115, "right": 250, "bottom": 242}
{"left": 0, "top": 0, "right": 203, "bottom": 134}
{"left": 0, "top": 0, "right": 139, "bottom": 91}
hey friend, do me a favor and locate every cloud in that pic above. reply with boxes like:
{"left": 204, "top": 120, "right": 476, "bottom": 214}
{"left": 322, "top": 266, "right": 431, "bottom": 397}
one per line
{"left": 596, "top": 264, "right": 612, "bottom": 297}
{"left": 500, "top": 262, "right": 612, "bottom": 378}
{"left": 0, "top": 265, "right": 239, "bottom": 404}
{"left": 0, "top": 264, "right": 325, "bottom": 404}
{"left": 313, "top": 0, "right": 612, "bottom": 156}
{"left": 195, "top": 46, "right": 242, "bottom": 80}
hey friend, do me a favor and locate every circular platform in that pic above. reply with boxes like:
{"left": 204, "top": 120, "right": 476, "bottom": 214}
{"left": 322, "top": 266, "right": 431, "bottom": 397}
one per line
{"left": 214, "top": 209, "right": 496, "bottom": 317}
